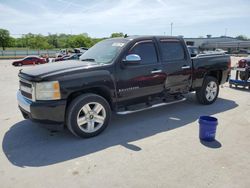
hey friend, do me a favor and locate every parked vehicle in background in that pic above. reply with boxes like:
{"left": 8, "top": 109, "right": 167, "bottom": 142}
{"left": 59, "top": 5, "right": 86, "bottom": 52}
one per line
{"left": 239, "top": 49, "right": 250, "bottom": 55}
{"left": 17, "top": 36, "right": 231, "bottom": 138}
{"left": 55, "top": 47, "right": 88, "bottom": 58}
{"left": 237, "top": 57, "right": 250, "bottom": 80}
{"left": 203, "top": 49, "right": 226, "bottom": 55}
{"left": 214, "top": 49, "right": 227, "bottom": 54}
{"left": 231, "top": 49, "right": 250, "bottom": 55}
{"left": 74, "top": 47, "right": 88, "bottom": 54}
{"left": 62, "top": 53, "right": 82, "bottom": 61}
{"left": 187, "top": 46, "right": 199, "bottom": 57}
{"left": 52, "top": 53, "right": 82, "bottom": 62}
{"left": 55, "top": 49, "right": 68, "bottom": 58}
{"left": 12, "top": 56, "right": 46, "bottom": 66}
{"left": 53, "top": 54, "right": 70, "bottom": 62}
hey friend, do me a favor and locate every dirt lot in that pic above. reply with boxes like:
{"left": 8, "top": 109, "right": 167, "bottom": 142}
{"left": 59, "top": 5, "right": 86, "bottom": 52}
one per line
{"left": 0, "top": 58, "right": 249, "bottom": 188}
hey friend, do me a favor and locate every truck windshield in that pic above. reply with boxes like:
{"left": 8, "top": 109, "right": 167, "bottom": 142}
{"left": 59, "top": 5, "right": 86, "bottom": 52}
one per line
{"left": 80, "top": 39, "right": 128, "bottom": 64}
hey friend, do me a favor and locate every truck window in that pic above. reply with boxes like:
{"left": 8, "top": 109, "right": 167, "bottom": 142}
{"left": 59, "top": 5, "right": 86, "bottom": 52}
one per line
{"left": 159, "top": 41, "right": 185, "bottom": 62}
{"left": 129, "top": 41, "right": 157, "bottom": 64}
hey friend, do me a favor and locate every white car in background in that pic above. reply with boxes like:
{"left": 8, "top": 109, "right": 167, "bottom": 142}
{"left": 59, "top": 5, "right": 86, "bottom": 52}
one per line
{"left": 74, "top": 47, "right": 88, "bottom": 53}
{"left": 55, "top": 49, "right": 68, "bottom": 58}
{"left": 55, "top": 47, "right": 88, "bottom": 58}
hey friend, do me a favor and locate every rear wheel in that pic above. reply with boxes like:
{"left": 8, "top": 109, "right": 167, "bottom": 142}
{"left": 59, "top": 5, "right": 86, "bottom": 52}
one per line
{"left": 196, "top": 76, "right": 219, "bottom": 105}
{"left": 66, "top": 93, "right": 111, "bottom": 138}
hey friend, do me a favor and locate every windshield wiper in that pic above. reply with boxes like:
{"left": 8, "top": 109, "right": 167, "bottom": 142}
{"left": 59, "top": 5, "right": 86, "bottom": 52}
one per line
{"left": 81, "top": 58, "right": 95, "bottom": 62}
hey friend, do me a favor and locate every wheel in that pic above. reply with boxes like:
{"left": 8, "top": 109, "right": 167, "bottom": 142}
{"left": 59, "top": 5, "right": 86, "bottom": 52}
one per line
{"left": 66, "top": 93, "right": 111, "bottom": 138}
{"left": 196, "top": 76, "right": 219, "bottom": 105}
{"left": 18, "top": 63, "right": 22, "bottom": 66}
{"left": 239, "top": 72, "right": 250, "bottom": 80}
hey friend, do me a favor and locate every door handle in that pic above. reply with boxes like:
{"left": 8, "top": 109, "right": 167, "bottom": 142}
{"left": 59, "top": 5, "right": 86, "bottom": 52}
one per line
{"left": 181, "top": 65, "right": 190, "bottom": 69}
{"left": 151, "top": 70, "right": 162, "bottom": 74}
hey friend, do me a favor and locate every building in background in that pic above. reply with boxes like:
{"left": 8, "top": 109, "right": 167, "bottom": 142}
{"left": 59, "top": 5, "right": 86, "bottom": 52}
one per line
{"left": 184, "top": 35, "right": 250, "bottom": 53}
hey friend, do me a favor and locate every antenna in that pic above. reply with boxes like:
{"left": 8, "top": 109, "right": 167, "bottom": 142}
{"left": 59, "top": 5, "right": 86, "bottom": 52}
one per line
{"left": 170, "top": 22, "right": 173, "bottom": 36}
{"left": 224, "top": 28, "right": 227, "bottom": 36}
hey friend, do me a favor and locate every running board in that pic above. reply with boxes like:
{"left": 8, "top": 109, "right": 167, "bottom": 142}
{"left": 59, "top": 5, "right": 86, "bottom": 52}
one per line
{"left": 116, "top": 98, "right": 186, "bottom": 115}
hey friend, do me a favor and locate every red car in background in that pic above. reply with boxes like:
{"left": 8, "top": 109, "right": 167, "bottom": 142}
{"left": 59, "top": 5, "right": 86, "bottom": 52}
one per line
{"left": 12, "top": 56, "right": 47, "bottom": 66}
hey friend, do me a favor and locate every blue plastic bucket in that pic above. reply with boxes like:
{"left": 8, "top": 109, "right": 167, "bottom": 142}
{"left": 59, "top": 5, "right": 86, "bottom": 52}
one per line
{"left": 199, "top": 116, "right": 218, "bottom": 141}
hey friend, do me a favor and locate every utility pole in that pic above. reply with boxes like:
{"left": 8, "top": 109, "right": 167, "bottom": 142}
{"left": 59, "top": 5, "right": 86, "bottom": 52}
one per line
{"left": 170, "top": 22, "right": 173, "bottom": 36}
{"left": 224, "top": 28, "right": 227, "bottom": 36}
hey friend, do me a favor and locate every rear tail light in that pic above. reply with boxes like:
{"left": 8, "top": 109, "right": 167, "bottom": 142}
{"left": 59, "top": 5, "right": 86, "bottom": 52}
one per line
{"left": 238, "top": 59, "right": 246, "bottom": 68}
{"left": 228, "top": 58, "right": 231, "bottom": 69}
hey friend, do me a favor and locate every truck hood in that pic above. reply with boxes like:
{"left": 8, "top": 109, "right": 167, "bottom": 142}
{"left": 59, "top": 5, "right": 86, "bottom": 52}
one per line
{"left": 19, "top": 60, "right": 102, "bottom": 81}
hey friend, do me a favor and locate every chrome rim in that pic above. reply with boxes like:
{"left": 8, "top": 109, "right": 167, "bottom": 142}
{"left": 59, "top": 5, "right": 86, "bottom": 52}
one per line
{"left": 77, "top": 102, "right": 106, "bottom": 133}
{"left": 205, "top": 81, "right": 217, "bottom": 101}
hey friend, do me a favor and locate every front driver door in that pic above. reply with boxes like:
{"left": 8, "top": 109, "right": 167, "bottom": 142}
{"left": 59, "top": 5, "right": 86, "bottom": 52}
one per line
{"left": 116, "top": 40, "right": 166, "bottom": 103}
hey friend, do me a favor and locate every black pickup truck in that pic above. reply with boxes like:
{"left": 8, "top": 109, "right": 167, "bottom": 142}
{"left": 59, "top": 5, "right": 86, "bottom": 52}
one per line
{"left": 17, "top": 36, "right": 231, "bottom": 138}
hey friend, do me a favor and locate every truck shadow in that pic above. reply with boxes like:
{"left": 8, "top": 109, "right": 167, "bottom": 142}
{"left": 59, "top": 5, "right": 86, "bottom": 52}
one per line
{"left": 2, "top": 94, "right": 238, "bottom": 167}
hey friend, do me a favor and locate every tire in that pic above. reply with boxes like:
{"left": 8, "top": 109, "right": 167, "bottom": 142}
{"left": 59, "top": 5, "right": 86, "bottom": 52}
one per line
{"left": 196, "top": 76, "right": 219, "bottom": 105}
{"left": 66, "top": 93, "right": 111, "bottom": 138}
{"left": 239, "top": 72, "right": 249, "bottom": 80}
{"left": 18, "top": 63, "right": 22, "bottom": 66}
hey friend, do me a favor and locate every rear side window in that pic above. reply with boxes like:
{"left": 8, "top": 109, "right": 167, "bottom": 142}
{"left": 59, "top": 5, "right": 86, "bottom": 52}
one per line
{"left": 159, "top": 41, "right": 185, "bottom": 62}
{"left": 129, "top": 42, "right": 157, "bottom": 64}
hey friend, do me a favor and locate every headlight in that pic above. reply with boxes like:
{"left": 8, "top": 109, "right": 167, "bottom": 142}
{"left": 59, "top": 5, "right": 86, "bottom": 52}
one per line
{"left": 35, "top": 81, "right": 61, "bottom": 100}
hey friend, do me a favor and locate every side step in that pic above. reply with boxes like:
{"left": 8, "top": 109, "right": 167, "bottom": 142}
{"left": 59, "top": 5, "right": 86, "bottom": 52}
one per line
{"left": 116, "top": 97, "right": 186, "bottom": 115}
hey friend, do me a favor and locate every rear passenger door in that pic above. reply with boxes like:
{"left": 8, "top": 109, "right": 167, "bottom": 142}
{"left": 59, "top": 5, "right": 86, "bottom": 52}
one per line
{"left": 158, "top": 39, "right": 192, "bottom": 93}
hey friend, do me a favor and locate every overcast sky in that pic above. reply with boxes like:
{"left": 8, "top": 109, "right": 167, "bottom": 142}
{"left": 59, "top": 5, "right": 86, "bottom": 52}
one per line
{"left": 0, "top": 0, "right": 250, "bottom": 38}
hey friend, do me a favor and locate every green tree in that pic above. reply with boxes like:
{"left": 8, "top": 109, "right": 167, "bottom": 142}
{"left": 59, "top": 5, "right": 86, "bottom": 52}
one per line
{"left": 68, "top": 34, "right": 94, "bottom": 48}
{"left": 236, "top": 35, "right": 248, "bottom": 41}
{"left": 22, "top": 33, "right": 52, "bottom": 49}
{"left": 0, "top": 28, "right": 11, "bottom": 50}
{"left": 48, "top": 34, "right": 59, "bottom": 48}
{"left": 57, "top": 34, "right": 71, "bottom": 48}
{"left": 110, "top": 32, "right": 124, "bottom": 38}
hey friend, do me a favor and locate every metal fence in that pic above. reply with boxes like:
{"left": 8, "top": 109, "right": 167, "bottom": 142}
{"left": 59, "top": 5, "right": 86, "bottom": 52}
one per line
{"left": 0, "top": 49, "right": 59, "bottom": 58}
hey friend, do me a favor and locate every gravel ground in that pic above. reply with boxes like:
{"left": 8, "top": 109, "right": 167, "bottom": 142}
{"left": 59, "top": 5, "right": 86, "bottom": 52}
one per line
{"left": 0, "top": 58, "right": 249, "bottom": 188}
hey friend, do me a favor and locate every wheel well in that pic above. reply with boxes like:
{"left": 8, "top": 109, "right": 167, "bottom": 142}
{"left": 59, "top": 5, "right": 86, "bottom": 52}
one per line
{"left": 66, "top": 87, "right": 114, "bottom": 111}
{"left": 207, "top": 70, "right": 222, "bottom": 84}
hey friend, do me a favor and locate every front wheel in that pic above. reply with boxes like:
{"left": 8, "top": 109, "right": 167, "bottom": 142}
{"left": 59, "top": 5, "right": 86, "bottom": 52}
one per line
{"left": 66, "top": 93, "right": 111, "bottom": 138}
{"left": 196, "top": 76, "right": 219, "bottom": 105}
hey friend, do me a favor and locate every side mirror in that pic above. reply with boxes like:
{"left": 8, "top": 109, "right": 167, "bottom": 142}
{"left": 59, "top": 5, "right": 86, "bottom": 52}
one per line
{"left": 190, "top": 53, "right": 197, "bottom": 57}
{"left": 123, "top": 54, "right": 141, "bottom": 65}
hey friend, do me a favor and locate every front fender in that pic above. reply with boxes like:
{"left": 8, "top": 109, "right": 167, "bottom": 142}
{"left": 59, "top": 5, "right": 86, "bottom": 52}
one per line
{"left": 58, "top": 70, "right": 116, "bottom": 100}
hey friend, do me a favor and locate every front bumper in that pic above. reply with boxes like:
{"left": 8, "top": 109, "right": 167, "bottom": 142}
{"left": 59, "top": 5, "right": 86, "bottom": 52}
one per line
{"left": 17, "top": 91, "right": 67, "bottom": 125}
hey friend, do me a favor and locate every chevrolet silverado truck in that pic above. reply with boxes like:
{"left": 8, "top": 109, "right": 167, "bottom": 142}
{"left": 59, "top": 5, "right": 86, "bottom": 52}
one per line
{"left": 17, "top": 36, "right": 231, "bottom": 138}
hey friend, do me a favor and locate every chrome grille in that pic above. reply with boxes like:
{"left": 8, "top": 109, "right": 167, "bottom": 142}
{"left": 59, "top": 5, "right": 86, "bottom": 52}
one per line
{"left": 19, "top": 78, "right": 34, "bottom": 101}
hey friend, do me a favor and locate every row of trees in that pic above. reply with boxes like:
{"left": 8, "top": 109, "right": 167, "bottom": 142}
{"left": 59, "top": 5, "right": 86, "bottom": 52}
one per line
{"left": 1, "top": 28, "right": 249, "bottom": 50}
{"left": 0, "top": 28, "right": 124, "bottom": 50}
